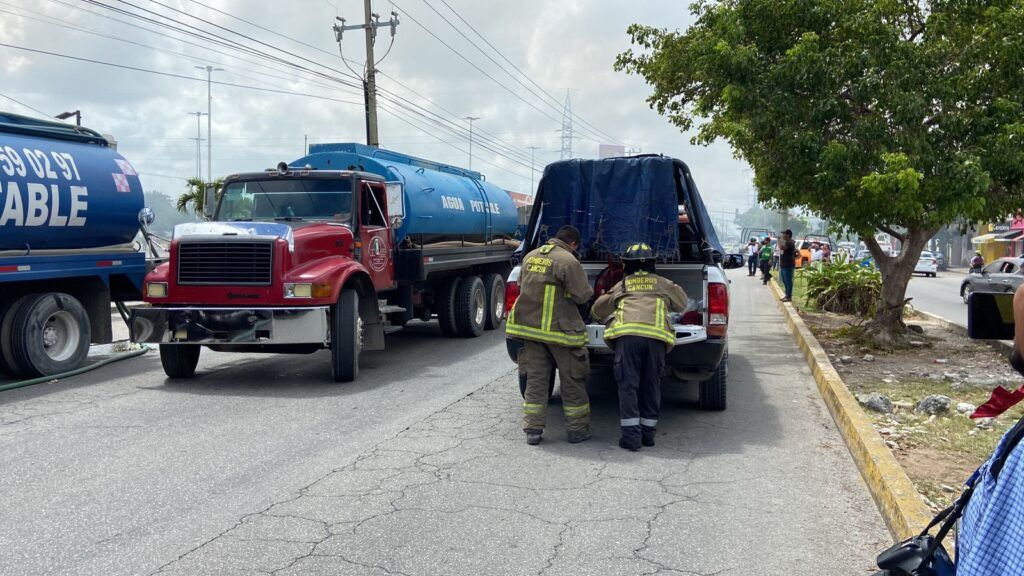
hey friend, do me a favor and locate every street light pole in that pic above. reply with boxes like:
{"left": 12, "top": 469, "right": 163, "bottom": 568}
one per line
{"left": 196, "top": 65, "right": 222, "bottom": 184}
{"left": 463, "top": 116, "right": 480, "bottom": 170}
{"left": 188, "top": 111, "right": 208, "bottom": 180}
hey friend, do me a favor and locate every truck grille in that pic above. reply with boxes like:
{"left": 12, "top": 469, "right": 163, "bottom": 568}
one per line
{"left": 177, "top": 241, "right": 274, "bottom": 285}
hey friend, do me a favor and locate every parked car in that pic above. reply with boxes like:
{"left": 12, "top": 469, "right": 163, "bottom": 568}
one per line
{"left": 960, "top": 257, "right": 1024, "bottom": 304}
{"left": 932, "top": 251, "right": 948, "bottom": 271}
{"left": 795, "top": 234, "right": 837, "bottom": 267}
{"left": 914, "top": 252, "right": 938, "bottom": 277}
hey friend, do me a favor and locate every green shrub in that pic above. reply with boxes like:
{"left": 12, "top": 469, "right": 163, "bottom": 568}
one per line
{"left": 802, "top": 255, "right": 882, "bottom": 316}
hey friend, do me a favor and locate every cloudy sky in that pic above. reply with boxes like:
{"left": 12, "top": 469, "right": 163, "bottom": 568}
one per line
{"left": 0, "top": 0, "right": 754, "bottom": 228}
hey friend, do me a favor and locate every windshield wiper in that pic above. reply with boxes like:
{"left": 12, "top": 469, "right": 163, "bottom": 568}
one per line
{"left": 274, "top": 217, "right": 304, "bottom": 221}
{"left": 230, "top": 218, "right": 252, "bottom": 222}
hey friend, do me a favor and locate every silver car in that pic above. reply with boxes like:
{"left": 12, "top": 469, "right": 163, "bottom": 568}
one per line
{"left": 961, "top": 257, "right": 1024, "bottom": 304}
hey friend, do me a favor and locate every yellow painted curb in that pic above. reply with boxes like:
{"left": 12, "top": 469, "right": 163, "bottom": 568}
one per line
{"left": 768, "top": 280, "right": 933, "bottom": 540}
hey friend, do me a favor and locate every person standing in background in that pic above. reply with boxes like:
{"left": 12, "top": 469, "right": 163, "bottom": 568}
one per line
{"left": 779, "top": 229, "right": 797, "bottom": 302}
{"left": 759, "top": 237, "right": 773, "bottom": 285}
{"left": 746, "top": 238, "right": 758, "bottom": 277}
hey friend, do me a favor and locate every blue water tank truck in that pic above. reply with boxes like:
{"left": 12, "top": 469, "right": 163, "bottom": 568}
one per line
{"left": 0, "top": 112, "right": 151, "bottom": 378}
{"left": 131, "top": 143, "right": 519, "bottom": 382}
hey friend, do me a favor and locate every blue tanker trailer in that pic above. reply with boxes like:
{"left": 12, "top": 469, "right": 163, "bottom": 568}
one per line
{"left": 0, "top": 112, "right": 149, "bottom": 377}
{"left": 131, "top": 142, "right": 520, "bottom": 382}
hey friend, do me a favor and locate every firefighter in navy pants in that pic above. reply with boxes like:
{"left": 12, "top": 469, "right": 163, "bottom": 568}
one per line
{"left": 592, "top": 243, "right": 687, "bottom": 451}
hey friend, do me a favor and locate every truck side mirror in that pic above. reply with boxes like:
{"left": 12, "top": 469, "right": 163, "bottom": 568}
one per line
{"left": 203, "top": 184, "right": 217, "bottom": 220}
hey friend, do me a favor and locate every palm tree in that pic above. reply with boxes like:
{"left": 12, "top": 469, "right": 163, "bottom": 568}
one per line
{"left": 177, "top": 177, "right": 223, "bottom": 216}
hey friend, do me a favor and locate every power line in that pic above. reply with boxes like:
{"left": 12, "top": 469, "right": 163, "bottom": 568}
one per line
{"left": 0, "top": 43, "right": 364, "bottom": 106}
{"left": 0, "top": 91, "right": 51, "bottom": 118}
{"left": 431, "top": 0, "right": 626, "bottom": 147}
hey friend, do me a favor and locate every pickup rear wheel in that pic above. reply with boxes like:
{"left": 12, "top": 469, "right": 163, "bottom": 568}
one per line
{"left": 482, "top": 273, "right": 506, "bottom": 331}
{"left": 159, "top": 345, "right": 201, "bottom": 379}
{"left": 331, "top": 288, "right": 360, "bottom": 383}
{"left": 436, "top": 276, "right": 461, "bottom": 337}
{"left": 10, "top": 293, "right": 91, "bottom": 378}
{"left": 454, "top": 275, "right": 486, "bottom": 338}
{"left": 698, "top": 351, "right": 728, "bottom": 411}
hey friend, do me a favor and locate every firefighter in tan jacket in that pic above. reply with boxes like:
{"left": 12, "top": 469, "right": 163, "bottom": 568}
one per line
{"left": 506, "top": 225, "right": 594, "bottom": 445}
{"left": 592, "top": 243, "right": 687, "bottom": 451}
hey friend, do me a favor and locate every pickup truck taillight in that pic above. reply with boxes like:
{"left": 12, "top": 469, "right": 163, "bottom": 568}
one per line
{"left": 505, "top": 280, "right": 520, "bottom": 316}
{"left": 707, "top": 282, "right": 728, "bottom": 338}
{"left": 681, "top": 311, "right": 703, "bottom": 325}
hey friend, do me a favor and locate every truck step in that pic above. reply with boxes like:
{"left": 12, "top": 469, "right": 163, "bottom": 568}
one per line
{"left": 379, "top": 304, "right": 407, "bottom": 314}
{"left": 383, "top": 325, "right": 404, "bottom": 334}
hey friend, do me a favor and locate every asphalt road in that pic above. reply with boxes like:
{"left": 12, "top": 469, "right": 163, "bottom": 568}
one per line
{"left": 906, "top": 271, "right": 968, "bottom": 326}
{"left": 0, "top": 272, "right": 889, "bottom": 575}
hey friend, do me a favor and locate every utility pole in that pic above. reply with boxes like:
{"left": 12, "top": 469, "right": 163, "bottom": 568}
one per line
{"left": 195, "top": 65, "right": 222, "bottom": 184}
{"left": 304, "top": 134, "right": 308, "bottom": 155}
{"left": 334, "top": 2, "right": 399, "bottom": 148}
{"left": 527, "top": 146, "right": 540, "bottom": 193}
{"left": 463, "top": 116, "right": 480, "bottom": 170}
{"left": 188, "top": 111, "right": 208, "bottom": 180}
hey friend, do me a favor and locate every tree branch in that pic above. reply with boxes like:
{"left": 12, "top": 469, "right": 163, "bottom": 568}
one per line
{"left": 878, "top": 225, "right": 907, "bottom": 242}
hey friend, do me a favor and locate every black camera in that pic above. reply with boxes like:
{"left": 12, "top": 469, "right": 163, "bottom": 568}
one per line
{"left": 871, "top": 534, "right": 955, "bottom": 576}
{"left": 967, "top": 291, "right": 1015, "bottom": 340}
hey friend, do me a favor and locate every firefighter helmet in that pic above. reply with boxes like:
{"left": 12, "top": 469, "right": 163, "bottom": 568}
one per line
{"left": 623, "top": 243, "right": 655, "bottom": 261}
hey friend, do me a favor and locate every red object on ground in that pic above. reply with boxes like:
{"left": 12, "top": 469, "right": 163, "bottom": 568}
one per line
{"left": 972, "top": 385, "right": 1024, "bottom": 419}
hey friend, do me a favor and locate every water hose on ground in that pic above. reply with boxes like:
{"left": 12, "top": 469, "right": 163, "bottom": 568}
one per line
{"left": 0, "top": 345, "right": 151, "bottom": 393}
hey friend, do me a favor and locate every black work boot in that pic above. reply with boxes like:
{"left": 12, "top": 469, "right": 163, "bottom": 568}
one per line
{"left": 567, "top": 429, "right": 592, "bottom": 444}
{"left": 525, "top": 429, "right": 543, "bottom": 446}
{"left": 619, "top": 426, "right": 641, "bottom": 451}
{"left": 641, "top": 426, "right": 656, "bottom": 447}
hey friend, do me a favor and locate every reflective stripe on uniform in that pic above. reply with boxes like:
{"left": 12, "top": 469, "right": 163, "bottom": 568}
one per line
{"left": 640, "top": 418, "right": 658, "bottom": 427}
{"left": 523, "top": 402, "right": 546, "bottom": 415}
{"left": 562, "top": 403, "right": 591, "bottom": 417}
{"left": 620, "top": 418, "right": 641, "bottom": 426}
{"left": 605, "top": 322, "right": 674, "bottom": 345}
{"left": 505, "top": 323, "right": 588, "bottom": 346}
{"left": 541, "top": 284, "right": 555, "bottom": 332}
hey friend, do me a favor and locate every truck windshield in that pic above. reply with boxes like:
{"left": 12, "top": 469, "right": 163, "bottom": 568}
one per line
{"left": 217, "top": 179, "right": 352, "bottom": 222}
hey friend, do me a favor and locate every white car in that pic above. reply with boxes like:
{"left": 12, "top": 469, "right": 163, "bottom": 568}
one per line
{"left": 915, "top": 252, "right": 938, "bottom": 277}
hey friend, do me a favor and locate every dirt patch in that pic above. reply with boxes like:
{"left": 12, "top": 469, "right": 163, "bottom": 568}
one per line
{"left": 798, "top": 308, "right": 1024, "bottom": 510}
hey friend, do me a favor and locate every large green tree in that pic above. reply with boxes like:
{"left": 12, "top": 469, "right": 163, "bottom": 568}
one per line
{"left": 616, "top": 0, "right": 1024, "bottom": 344}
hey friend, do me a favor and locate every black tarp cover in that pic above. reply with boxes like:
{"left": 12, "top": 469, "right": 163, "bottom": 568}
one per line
{"left": 533, "top": 156, "right": 722, "bottom": 258}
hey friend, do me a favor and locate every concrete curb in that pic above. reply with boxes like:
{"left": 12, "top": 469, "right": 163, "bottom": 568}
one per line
{"left": 768, "top": 281, "right": 933, "bottom": 540}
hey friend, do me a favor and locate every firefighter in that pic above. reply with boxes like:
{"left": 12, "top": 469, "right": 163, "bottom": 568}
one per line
{"left": 592, "top": 243, "right": 687, "bottom": 451}
{"left": 506, "top": 225, "right": 595, "bottom": 446}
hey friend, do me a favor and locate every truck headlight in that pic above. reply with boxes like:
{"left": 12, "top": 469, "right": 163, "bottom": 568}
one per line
{"left": 285, "top": 282, "right": 333, "bottom": 299}
{"left": 146, "top": 282, "right": 167, "bottom": 298}
{"left": 285, "top": 283, "right": 313, "bottom": 298}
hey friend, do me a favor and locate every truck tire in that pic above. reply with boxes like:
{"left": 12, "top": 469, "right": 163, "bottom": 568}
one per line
{"left": 518, "top": 368, "right": 557, "bottom": 399}
{"left": 159, "top": 345, "right": 201, "bottom": 379}
{"left": 331, "top": 288, "right": 360, "bottom": 382}
{"left": 454, "top": 275, "right": 486, "bottom": 338}
{"left": 9, "top": 293, "right": 91, "bottom": 377}
{"left": 482, "top": 272, "right": 506, "bottom": 331}
{"left": 0, "top": 298, "right": 23, "bottom": 377}
{"left": 699, "top": 352, "right": 728, "bottom": 411}
{"left": 436, "top": 276, "right": 461, "bottom": 337}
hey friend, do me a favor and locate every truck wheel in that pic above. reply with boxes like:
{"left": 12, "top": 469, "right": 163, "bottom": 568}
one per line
{"left": 10, "top": 293, "right": 91, "bottom": 378}
{"left": 0, "top": 298, "right": 24, "bottom": 377}
{"left": 331, "top": 288, "right": 360, "bottom": 382}
{"left": 482, "top": 273, "right": 506, "bottom": 331}
{"left": 436, "top": 276, "right": 461, "bottom": 337}
{"left": 699, "top": 352, "right": 728, "bottom": 411}
{"left": 455, "top": 275, "right": 486, "bottom": 338}
{"left": 159, "top": 345, "right": 201, "bottom": 379}
{"left": 518, "top": 368, "right": 557, "bottom": 399}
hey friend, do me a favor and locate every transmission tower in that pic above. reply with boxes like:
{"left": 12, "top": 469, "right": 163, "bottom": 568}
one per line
{"left": 559, "top": 89, "right": 573, "bottom": 160}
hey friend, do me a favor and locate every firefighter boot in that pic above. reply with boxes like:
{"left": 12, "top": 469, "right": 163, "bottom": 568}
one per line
{"left": 619, "top": 426, "right": 641, "bottom": 451}
{"left": 567, "top": 429, "right": 591, "bottom": 443}
{"left": 641, "top": 426, "right": 656, "bottom": 447}
{"left": 525, "top": 429, "right": 543, "bottom": 445}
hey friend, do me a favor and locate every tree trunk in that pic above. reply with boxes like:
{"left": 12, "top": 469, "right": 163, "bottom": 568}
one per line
{"left": 864, "top": 228, "right": 935, "bottom": 347}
